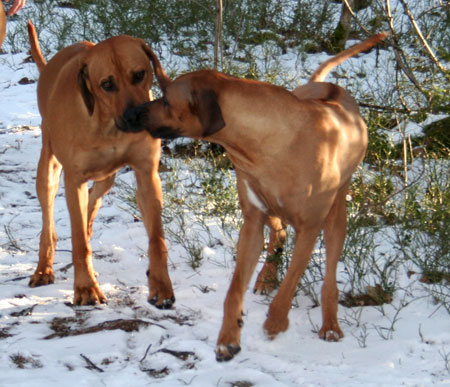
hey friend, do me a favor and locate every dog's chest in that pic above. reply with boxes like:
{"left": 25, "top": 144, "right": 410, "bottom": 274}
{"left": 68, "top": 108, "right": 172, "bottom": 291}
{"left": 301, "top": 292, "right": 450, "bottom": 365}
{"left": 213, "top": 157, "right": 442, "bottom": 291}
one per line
{"left": 76, "top": 144, "right": 129, "bottom": 180}
{"left": 242, "top": 177, "right": 286, "bottom": 216}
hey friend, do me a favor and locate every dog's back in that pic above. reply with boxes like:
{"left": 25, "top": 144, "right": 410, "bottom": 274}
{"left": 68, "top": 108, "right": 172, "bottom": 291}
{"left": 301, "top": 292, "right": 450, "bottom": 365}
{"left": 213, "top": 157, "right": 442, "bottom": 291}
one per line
{"left": 289, "top": 34, "right": 388, "bottom": 174}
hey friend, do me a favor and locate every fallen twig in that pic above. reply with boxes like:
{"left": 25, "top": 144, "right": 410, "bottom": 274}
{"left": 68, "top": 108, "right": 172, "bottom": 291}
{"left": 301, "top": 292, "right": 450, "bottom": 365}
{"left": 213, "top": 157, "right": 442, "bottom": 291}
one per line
{"left": 3, "top": 223, "right": 24, "bottom": 252}
{"left": 140, "top": 344, "right": 152, "bottom": 363}
{"left": 2, "top": 275, "right": 29, "bottom": 283}
{"left": 158, "top": 348, "right": 196, "bottom": 361}
{"left": 10, "top": 304, "right": 38, "bottom": 317}
{"left": 44, "top": 318, "right": 165, "bottom": 339}
{"left": 80, "top": 353, "right": 104, "bottom": 373}
{"left": 1, "top": 262, "right": 73, "bottom": 284}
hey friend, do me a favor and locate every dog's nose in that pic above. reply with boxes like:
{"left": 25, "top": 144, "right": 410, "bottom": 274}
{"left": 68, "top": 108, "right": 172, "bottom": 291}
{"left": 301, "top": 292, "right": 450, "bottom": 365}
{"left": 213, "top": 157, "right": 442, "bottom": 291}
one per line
{"left": 120, "top": 105, "right": 142, "bottom": 132}
{"left": 119, "top": 103, "right": 150, "bottom": 133}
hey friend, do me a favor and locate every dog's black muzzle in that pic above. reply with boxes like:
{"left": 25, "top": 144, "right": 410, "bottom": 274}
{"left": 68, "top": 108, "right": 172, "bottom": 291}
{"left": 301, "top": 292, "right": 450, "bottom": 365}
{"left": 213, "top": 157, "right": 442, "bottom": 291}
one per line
{"left": 118, "top": 102, "right": 182, "bottom": 140}
{"left": 117, "top": 102, "right": 150, "bottom": 133}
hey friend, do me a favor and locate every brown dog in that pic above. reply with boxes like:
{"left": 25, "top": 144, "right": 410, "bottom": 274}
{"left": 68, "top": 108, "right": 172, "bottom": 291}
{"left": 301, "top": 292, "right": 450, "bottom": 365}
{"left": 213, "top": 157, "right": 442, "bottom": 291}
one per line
{"left": 27, "top": 21, "right": 174, "bottom": 308}
{"left": 252, "top": 33, "right": 389, "bottom": 295}
{"left": 119, "top": 33, "right": 387, "bottom": 360}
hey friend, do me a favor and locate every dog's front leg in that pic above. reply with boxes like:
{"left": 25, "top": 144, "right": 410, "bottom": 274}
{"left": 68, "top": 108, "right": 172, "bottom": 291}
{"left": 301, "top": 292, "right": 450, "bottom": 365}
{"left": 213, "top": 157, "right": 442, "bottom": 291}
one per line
{"left": 64, "top": 174, "right": 105, "bottom": 305}
{"left": 216, "top": 209, "right": 266, "bottom": 361}
{"left": 134, "top": 168, "right": 174, "bottom": 309}
{"left": 30, "top": 139, "right": 62, "bottom": 287}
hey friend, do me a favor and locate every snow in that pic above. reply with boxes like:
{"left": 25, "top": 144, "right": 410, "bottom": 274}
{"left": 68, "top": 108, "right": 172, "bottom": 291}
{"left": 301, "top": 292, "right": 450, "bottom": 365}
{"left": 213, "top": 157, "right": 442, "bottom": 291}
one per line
{"left": 1, "top": 27, "right": 450, "bottom": 387}
{"left": 385, "top": 114, "right": 449, "bottom": 145}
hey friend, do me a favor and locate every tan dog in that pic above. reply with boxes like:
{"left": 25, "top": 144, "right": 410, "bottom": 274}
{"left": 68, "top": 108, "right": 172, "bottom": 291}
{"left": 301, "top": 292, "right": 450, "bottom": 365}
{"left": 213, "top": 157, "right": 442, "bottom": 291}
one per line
{"left": 252, "top": 33, "right": 389, "bottom": 295}
{"left": 27, "top": 21, "right": 174, "bottom": 308}
{"left": 119, "top": 33, "right": 387, "bottom": 360}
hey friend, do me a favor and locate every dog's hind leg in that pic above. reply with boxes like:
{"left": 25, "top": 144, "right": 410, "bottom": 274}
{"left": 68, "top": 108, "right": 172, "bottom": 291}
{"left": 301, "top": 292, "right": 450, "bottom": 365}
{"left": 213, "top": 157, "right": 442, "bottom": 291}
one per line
{"left": 134, "top": 167, "right": 174, "bottom": 309}
{"left": 319, "top": 181, "right": 349, "bottom": 341}
{"left": 263, "top": 223, "right": 322, "bottom": 339}
{"left": 87, "top": 175, "right": 115, "bottom": 240}
{"left": 253, "top": 216, "right": 286, "bottom": 295}
{"left": 30, "top": 133, "right": 62, "bottom": 287}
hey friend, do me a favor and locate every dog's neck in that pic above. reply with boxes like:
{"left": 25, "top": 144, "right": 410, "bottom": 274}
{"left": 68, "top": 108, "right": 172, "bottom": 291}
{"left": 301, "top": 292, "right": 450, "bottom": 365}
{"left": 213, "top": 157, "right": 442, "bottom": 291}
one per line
{"left": 209, "top": 80, "right": 300, "bottom": 172}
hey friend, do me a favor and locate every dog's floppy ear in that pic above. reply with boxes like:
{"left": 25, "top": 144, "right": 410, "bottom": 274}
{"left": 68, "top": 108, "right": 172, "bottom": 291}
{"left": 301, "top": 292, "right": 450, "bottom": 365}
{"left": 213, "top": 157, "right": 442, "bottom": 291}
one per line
{"left": 78, "top": 64, "right": 94, "bottom": 116}
{"left": 194, "top": 89, "right": 225, "bottom": 137}
{"left": 141, "top": 43, "right": 171, "bottom": 93}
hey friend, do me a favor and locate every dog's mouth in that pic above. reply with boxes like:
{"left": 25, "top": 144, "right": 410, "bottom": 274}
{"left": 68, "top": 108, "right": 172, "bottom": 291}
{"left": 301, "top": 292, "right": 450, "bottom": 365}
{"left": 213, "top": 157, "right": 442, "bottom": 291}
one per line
{"left": 149, "top": 126, "right": 182, "bottom": 139}
{"left": 117, "top": 102, "right": 182, "bottom": 140}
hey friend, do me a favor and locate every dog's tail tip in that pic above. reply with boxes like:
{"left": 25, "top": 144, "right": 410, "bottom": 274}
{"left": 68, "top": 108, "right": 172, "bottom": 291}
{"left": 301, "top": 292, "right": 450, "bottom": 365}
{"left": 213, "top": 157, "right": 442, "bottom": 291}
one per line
{"left": 26, "top": 19, "right": 36, "bottom": 43}
{"left": 27, "top": 19, "right": 46, "bottom": 72}
{"left": 376, "top": 31, "right": 390, "bottom": 41}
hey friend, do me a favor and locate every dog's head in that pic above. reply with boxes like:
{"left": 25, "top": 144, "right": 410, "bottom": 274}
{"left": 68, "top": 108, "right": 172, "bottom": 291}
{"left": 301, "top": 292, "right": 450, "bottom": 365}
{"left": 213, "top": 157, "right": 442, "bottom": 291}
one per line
{"left": 118, "top": 70, "right": 226, "bottom": 140}
{"left": 77, "top": 35, "right": 170, "bottom": 128}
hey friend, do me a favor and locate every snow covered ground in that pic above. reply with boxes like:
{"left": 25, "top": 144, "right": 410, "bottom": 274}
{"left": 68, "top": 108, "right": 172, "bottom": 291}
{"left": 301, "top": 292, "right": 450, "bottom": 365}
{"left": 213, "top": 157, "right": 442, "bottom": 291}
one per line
{"left": 1, "top": 24, "right": 450, "bottom": 387}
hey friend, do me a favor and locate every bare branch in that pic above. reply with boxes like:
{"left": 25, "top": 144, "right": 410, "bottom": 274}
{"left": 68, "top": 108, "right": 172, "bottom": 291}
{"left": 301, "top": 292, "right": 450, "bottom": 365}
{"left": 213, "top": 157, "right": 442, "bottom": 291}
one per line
{"left": 385, "top": 0, "right": 428, "bottom": 97}
{"left": 398, "top": 0, "right": 448, "bottom": 78}
{"left": 342, "top": 0, "right": 371, "bottom": 35}
{"left": 80, "top": 354, "right": 104, "bottom": 373}
{"left": 214, "top": 0, "right": 223, "bottom": 70}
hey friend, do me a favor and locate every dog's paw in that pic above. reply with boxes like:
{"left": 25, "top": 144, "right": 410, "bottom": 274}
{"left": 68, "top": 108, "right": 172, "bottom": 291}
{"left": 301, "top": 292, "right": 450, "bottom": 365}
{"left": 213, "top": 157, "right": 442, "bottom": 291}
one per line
{"left": 319, "top": 327, "right": 344, "bottom": 342}
{"left": 29, "top": 270, "right": 55, "bottom": 287}
{"left": 253, "top": 278, "right": 277, "bottom": 295}
{"left": 253, "top": 264, "right": 278, "bottom": 295}
{"left": 147, "top": 272, "right": 175, "bottom": 309}
{"left": 263, "top": 314, "right": 289, "bottom": 340}
{"left": 319, "top": 320, "right": 344, "bottom": 342}
{"left": 215, "top": 343, "right": 241, "bottom": 362}
{"left": 74, "top": 283, "right": 106, "bottom": 305}
{"left": 148, "top": 295, "right": 175, "bottom": 310}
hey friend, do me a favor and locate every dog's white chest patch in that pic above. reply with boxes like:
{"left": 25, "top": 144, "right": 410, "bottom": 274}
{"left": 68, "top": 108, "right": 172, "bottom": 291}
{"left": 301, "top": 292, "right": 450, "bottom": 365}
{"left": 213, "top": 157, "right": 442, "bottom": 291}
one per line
{"left": 244, "top": 180, "right": 267, "bottom": 213}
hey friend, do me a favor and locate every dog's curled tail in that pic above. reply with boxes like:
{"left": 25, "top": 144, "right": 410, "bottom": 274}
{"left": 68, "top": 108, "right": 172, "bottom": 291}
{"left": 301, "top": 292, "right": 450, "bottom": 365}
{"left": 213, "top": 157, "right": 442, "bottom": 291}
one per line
{"left": 308, "top": 32, "right": 388, "bottom": 83}
{"left": 27, "top": 20, "right": 46, "bottom": 72}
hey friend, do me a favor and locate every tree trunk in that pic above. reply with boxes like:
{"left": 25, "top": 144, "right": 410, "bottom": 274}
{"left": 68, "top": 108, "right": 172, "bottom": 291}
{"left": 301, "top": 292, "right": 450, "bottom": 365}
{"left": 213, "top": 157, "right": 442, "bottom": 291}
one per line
{"left": 214, "top": 0, "right": 223, "bottom": 70}
{"left": 328, "top": 0, "right": 355, "bottom": 53}
{"left": 328, "top": 0, "right": 372, "bottom": 54}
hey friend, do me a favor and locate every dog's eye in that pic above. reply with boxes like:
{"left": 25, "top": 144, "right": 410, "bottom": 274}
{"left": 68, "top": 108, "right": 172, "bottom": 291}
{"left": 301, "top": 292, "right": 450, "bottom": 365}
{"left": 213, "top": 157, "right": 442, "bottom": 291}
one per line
{"left": 162, "top": 97, "right": 169, "bottom": 107}
{"left": 132, "top": 70, "right": 146, "bottom": 85}
{"left": 101, "top": 77, "right": 117, "bottom": 92}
